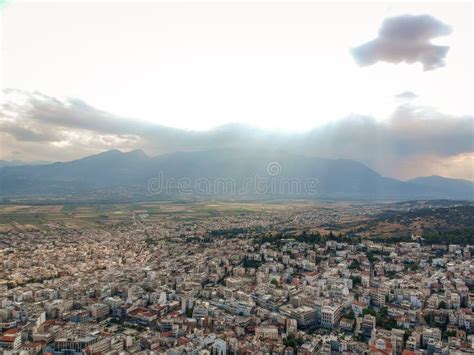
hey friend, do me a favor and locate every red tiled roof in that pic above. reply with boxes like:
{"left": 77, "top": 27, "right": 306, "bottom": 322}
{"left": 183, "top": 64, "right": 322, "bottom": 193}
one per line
{"left": 128, "top": 307, "right": 156, "bottom": 317}
{"left": 2, "top": 329, "right": 19, "bottom": 335}
{"left": 0, "top": 336, "right": 14, "bottom": 342}
{"left": 178, "top": 336, "right": 190, "bottom": 345}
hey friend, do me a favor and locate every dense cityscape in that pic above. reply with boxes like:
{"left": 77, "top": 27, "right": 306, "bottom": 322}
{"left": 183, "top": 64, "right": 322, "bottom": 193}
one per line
{"left": 0, "top": 202, "right": 473, "bottom": 355}
{"left": 1, "top": 1, "right": 472, "bottom": 355}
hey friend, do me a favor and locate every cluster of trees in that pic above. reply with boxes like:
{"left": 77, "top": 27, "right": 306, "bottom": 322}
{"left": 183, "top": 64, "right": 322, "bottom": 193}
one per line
{"left": 363, "top": 307, "right": 398, "bottom": 330}
{"left": 144, "top": 236, "right": 157, "bottom": 246}
{"left": 404, "top": 260, "right": 420, "bottom": 271}
{"left": 375, "top": 206, "right": 474, "bottom": 226}
{"left": 369, "top": 227, "right": 473, "bottom": 246}
{"left": 370, "top": 235, "right": 412, "bottom": 244}
{"left": 242, "top": 257, "right": 263, "bottom": 269}
{"left": 349, "top": 260, "right": 361, "bottom": 270}
{"left": 254, "top": 232, "right": 322, "bottom": 247}
{"left": 255, "top": 230, "right": 360, "bottom": 247}
{"left": 423, "top": 227, "right": 474, "bottom": 245}
{"left": 366, "top": 250, "right": 391, "bottom": 263}
{"left": 209, "top": 227, "right": 263, "bottom": 238}
{"left": 181, "top": 227, "right": 267, "bottom": 244}
{"left": 283, "top": 333, "right": 305, "bottom": 351}
{"left": 343, "top": 310, "right": 356, "bottom": 320}
{"left": 327, "top": 231, "right": 361, "bottom": 245}
{"left": 351, "top": 275, "right": 362, "bottom": 287}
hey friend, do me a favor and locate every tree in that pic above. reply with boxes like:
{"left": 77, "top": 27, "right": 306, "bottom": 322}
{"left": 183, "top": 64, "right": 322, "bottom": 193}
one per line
{"left": 363, "top": 308, "right": 377, "bottom": 317}
{"left": 283, "top": 334, "right": 305, "bottom": 351}
{"left": 344, "top": 310, "right": 355, "bottom": 320}
{"left": 351, "top": 276, "right": 362, "bottom": 287}
{"left": 349, "top": 260, "right": 361, "bottom": 270}
{"left": 424, "top": 312, "right": 434, "bottom": 326}
{"left": 445, "top": 330, "right": 456, "bottom": 339}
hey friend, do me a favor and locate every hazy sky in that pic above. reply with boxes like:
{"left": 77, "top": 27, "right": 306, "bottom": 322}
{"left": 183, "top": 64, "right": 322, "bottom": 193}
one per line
{"left": 0, "top": 1, "right": 473, "bottom": 180}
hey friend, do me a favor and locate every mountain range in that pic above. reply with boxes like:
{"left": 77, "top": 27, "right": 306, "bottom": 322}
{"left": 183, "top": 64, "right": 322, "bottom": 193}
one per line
{"left": 0, "top": 160, "right": 50, "bottom": 168}
{"left": 0, "top": 149, "right": 472, "bottom": 201}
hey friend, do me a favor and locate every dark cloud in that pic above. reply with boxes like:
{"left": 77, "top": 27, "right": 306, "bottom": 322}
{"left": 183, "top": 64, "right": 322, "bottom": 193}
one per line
{"left": 1, "top": 90, "right": 472, "bottom": 180}
{"left": 301, "top": 106, "right": 473, "bottom": 179}
{"left": 0, "top": 121, "right": 62, "bottom": 142}
{"left": 351, "top": 14, "right": 452, "bottom": 71}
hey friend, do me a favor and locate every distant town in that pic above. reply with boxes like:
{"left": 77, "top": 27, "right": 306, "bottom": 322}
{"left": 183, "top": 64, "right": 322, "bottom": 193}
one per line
{"left": 0, "top": 201, "right": 473, "bottom": 355}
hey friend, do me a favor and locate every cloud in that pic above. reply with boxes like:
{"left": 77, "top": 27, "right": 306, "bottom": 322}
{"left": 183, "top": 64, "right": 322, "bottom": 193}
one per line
{"left": 302, "top": 105, "right": 473, "bottom": 179}
{"left": 0, "top": 90, "right": 473, "bottom": 180}
{"left": 351, "top": 14, "right": 452, "bottom": 71}
{"left": 395, "top": 91, "right": 418, "bottom": 100}
{"left": 0, "top": 121, "right": 62, "bottom": 142}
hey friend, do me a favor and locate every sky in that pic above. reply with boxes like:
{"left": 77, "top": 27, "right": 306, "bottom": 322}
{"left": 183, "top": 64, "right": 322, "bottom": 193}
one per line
{"left": 0, "top": 1, "right": 473, "bottom": 180}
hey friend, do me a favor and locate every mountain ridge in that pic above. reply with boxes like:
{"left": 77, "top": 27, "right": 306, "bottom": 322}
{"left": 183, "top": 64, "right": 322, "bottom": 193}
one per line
{"left": 0, "top": 149, "right": 472, "bottom": 201}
